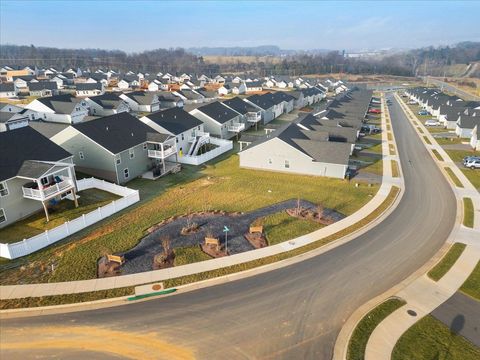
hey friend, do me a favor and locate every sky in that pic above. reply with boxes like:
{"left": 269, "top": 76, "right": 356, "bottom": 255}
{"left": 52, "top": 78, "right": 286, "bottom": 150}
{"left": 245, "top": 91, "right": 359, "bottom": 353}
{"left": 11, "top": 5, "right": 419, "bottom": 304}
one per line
{"left": 1, "top": 0, "right": 479, "bottom": 52}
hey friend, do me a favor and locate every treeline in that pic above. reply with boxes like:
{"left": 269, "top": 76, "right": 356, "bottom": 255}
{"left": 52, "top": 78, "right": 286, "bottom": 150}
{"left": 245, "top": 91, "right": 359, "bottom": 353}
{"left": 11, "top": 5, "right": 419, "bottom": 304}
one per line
{"left": 1, "top": 42, "right": 479, "bottom": 78}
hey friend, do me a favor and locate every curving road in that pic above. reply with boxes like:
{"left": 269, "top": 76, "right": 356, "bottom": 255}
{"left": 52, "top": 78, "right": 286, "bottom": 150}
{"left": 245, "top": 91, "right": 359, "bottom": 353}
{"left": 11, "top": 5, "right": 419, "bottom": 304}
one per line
{"left": 0, "top": 94, "right": 457, "bottom": 360}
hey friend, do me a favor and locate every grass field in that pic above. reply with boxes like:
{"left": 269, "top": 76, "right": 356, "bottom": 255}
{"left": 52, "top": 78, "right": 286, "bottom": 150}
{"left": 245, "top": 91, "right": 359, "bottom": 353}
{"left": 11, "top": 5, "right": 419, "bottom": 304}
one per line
{"left": 0, "top": 187, "right": 400, "bottom": 308}
{"left": 0, "top": 189, "right": 120, "bottom": 244}
{"left": 461, "top": 169, "right": 480, "bottom": 189}
{"left": 463, "top": 198, "right": 474, "bottom": 228}
{"left": 460, "top": 261, "right": 480, "bottom": 300}
{"left": 392, "top": 315, "right": 480, "bottom": 360}
{"left": 0, "top": 155, "right": 379, "bottom": 284}
{"left": 174, "top": 246, "right": 212, "bottom": 266}
{"left": 428, "top": 243, "right": 466, "bottom": 281}
{"left": 423, "top": 136, "right": 431, "bottom": 145}
{"left": 347, "top": 297, "right": 406, "bottom": 360}
{"left": 254, "top": 212, "right": 324, "bottom": 246}
{"left": 445, "top": 149, "right": 480, "bottom": 163}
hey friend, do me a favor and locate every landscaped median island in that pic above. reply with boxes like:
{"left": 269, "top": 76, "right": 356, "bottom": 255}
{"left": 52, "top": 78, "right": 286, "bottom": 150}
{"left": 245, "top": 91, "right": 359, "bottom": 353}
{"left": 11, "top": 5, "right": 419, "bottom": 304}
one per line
{"left": 392, "top": 315, "right": 480, "bottom": 360}
{"left": 347, "top": 297, "right": 406, "bottom": 360}
{"left": 0, "top": 186, "right": 401, "bottom": 309}
{"left": 427, "top": 243, "right": 466, "bottom": 281}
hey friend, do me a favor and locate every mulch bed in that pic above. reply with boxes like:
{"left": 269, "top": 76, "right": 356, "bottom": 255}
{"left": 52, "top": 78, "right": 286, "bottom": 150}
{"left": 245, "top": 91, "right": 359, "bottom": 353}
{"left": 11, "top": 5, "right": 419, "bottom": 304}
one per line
{"left": 285, "top": 208, "right": 335, "bottom": 226}
{"left": 97, "top": 257, "right": 122, "bottom": 278}
{"left": 152, "top": 252, "right": 175, "bottom": 270}
{"left": 201, "top": 244, "right": 227, "bottom": 258}
{"left": 244, "top": 233, "right": 268, "bottom": 249}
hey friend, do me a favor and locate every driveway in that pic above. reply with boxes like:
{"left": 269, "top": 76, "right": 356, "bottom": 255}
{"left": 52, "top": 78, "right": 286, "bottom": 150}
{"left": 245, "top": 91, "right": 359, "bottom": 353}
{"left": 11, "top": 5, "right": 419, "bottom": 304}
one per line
{"left": 431, "top": 291, "right": 480, "bottom": 347}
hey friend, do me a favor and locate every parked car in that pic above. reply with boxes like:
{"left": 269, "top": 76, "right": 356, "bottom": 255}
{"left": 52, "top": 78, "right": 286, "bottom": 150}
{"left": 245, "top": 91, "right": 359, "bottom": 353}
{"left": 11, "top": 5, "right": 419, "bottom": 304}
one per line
{"left": 463, "top": 156, "right": 480, "bottom": 166}
{"left": 407, "top": 100, "right": 417, "bottom": 105}
{"left": 424, "top": 119, "right": 440, "bottom": 127}
{"left": 465, "top": 159, "right": 480, "bottom": 169}
{"left": 369, "top": 108, "right": 381, "bottom": 114}
{"left": 418, "top": 110, "right": 429, "bottom": 115}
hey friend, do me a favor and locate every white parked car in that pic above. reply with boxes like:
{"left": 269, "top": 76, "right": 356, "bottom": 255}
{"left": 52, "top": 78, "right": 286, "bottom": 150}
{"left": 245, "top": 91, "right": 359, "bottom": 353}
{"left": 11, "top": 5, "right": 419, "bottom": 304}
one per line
{"left": 424, "top": 119, "right": 440, "bottom": 127}
{"left": 465, "top": 159, "right": 480, "bottom": 169}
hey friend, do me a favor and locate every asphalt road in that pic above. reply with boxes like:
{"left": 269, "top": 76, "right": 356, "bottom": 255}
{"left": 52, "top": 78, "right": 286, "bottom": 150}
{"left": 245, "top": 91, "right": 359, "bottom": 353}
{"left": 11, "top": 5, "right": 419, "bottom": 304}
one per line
{"left": 0, "top": 95, "right": 457, "bottom": 360}
{"left": 426, "top": 77, "right": 480, "bottom": 101}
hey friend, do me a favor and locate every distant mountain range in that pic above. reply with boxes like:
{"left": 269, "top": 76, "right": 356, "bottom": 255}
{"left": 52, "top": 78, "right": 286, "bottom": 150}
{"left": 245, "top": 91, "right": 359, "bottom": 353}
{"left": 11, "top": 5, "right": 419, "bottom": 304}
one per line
{"left": 187, "top": 45, "right": 333, "bottom": 57}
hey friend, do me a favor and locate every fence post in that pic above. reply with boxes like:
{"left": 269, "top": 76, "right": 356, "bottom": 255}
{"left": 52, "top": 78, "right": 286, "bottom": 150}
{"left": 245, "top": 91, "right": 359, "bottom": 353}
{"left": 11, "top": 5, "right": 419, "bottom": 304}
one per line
{"left": 23, "top": 239, "right": 30, "bottom": 253}
{"left": 83, "top": 214, "right": 87, "bottom": 226}
{"left": 66, "top": 221, "right": 70, "bottom": 235}
{"left": 45, "top": 229, "right": 50, "bottom": 244}
{"left": 98, "top": 207, "right": 102, "bottom": 218}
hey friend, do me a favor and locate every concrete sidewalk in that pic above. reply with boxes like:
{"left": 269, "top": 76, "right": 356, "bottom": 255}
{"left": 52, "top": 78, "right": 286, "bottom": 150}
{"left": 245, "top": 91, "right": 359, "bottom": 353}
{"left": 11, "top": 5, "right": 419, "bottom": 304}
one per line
{"left": 0, "top": 95, "right": 403, "bottom": 301}
{"left": 362, "top": 93, "right": 480, "bottom": 360}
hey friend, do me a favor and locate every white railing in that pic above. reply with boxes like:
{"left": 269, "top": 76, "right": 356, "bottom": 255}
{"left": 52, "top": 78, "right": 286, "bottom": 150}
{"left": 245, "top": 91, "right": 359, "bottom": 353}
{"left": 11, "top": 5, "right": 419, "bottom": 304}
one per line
{"left": 247, "top": 113, "right": 261, "bottom": 122}
{"left": 228, "top": 123, "right": 246, "bottom": 133}
{"left": 22, "top": 179, "right": 74, "bottom": 200}
{"left": 0, "top": 178, "right": 140, "bottom": 260}
{"left": 179, "top": 137, "right": 233, "bottom": 165}
{"left": 147, "top": 146, "right": 176, "bottom": 159}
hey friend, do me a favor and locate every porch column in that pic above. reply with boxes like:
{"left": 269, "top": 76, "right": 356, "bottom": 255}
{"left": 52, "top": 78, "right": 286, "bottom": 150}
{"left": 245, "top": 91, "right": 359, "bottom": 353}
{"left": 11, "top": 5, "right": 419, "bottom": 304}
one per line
{"left": 161, "top": 143, "right": 166, "bottom": 173}
{"left": 72, "top": 187, "right": 79, "bottom": 208}
{"left": 42, "top": 200, "right": 50, "bottom": 222}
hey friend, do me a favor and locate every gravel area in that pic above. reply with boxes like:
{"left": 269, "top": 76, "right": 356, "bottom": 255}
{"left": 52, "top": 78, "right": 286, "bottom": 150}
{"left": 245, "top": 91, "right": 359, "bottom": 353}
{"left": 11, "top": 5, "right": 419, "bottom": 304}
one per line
{"left": 119, "top": 199, "right": 345, "bottom": 275}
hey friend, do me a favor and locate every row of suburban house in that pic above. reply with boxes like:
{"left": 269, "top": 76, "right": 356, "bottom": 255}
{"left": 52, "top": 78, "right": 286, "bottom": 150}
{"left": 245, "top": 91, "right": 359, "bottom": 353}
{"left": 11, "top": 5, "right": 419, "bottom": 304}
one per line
{"left": 405, "top": 87, "right": 480, "bottom": 150}
{"left": 0, "top": 64, "right": 347, "bottom": 98}
{"left": 239, "top": 88, "right": 374, "bottom": 179}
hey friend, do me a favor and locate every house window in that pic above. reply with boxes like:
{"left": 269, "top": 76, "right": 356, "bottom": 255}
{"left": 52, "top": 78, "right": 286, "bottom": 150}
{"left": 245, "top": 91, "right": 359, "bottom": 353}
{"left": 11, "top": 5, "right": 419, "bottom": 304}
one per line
{"left": 116, "top": 155, "right": 121, "bottom": 165}
{"left": 40, "top": 177, "right": 50, "bottom": 186}
{"left": 129, "top": 148, "right": 135, "bottom": 159}
{"left": 198, "top": 126, "right": 200, "bottom": 130}
{"left": 268, "top": 158, "right": 272, "bottom": 165}
{"left": 0, "top": 182, "right": 8, "bottom": 197}
{"left": 181, "top": 134, "right": 184, "bottom": 141}
{"left": 143, "top": 143, "right": 147, "bottom": 150}
{"left": 79, "top": 151, "right": 84, "bottom": 160}
{"left": 0, "top": 209, "right": 6, "bottom": 224}
{"left": 124, "top": 168, "right": 129, "bottom": 179}
{"left": 284, "top": 160, "right": 290, "bottom": 169}
{"left": 176, "top": 137, "right": 179, "bottom": 143}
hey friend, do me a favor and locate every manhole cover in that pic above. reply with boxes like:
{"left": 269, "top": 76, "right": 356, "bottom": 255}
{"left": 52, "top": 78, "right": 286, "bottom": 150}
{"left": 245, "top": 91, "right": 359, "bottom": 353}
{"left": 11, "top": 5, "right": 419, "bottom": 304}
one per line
{"left": 407, "top": 309, "right": 417, "bottom": 316}
{"left": 152, "top": 284, "right": 162, "bottom": 291}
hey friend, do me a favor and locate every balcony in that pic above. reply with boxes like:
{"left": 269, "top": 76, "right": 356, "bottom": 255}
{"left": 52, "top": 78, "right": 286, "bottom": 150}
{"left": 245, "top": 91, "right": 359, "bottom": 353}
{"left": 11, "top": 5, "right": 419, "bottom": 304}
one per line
{"left": 23, "top": 178, "right": 74, "bottom": 201}
{"left": 148, "top": 146, "right": 176, "bottom": 159}
{"left": 246, "top": 113, "right": 262, "bottom": 123}
{"left": 228, "top": 123, "right": 246, "bottom": 133}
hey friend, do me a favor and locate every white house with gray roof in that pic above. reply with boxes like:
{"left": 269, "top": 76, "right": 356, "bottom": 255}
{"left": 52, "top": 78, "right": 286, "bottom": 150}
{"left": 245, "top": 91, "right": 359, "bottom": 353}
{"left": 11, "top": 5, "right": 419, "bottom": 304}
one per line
{"left": 25, "top": 94, "right": 88, "bottom": 124}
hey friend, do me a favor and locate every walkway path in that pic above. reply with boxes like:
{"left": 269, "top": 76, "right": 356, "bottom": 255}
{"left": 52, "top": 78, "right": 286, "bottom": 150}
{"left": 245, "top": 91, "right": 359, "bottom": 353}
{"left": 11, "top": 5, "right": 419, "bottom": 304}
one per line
{"left": 362, "top": 93, "right": 480, "bottom": 360}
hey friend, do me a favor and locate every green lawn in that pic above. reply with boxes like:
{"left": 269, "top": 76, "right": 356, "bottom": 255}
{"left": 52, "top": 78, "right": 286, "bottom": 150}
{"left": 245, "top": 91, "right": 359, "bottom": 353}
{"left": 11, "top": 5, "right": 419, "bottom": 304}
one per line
{"left": 0, "top": 189, "right": 120, "bottom": 244}
{"left": 174, "top": 246, "right": 212, "bottom": 266}
{"left": 463, "top": 198, "right": 474, "bottom": 228}
{"left": 423, "top": 136, "right": 431, "bottom": 145}
{"left": 254, "top": 212, "right": 324, "bottom": 246}
{"left": 445, "top": 167, "right": 464, "bottom": 188}
{"left": 0, "top": 155, "right": 379, "bottom": 284}
{"left": 392, "top": 315, "right": 480, "bottom": 360}
{"left": 428, "top": 243, "right": 466, "bottom": 281}
{"left": 347, "top": 298, "right": 406, "bottom": 360}
{"left": 435, "top": 137, "right": 468, "bottom": 145}
{"left": 445, "top": 149, "right": 480, "bottom": 163}
{"left": 460, "top": 261, "right": 480, "bottom": 300}
{"left": 461, "top": 169, "right": 480, "bottom": 190}
{"left": 426, "top": 127, "right": 448, "bottom": 134}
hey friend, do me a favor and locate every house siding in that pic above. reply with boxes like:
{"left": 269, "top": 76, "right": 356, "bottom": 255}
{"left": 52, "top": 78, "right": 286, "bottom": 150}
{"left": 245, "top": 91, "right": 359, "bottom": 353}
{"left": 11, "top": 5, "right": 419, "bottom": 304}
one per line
{"left": 239, "top": 137, "right": 347, "bottom": 179}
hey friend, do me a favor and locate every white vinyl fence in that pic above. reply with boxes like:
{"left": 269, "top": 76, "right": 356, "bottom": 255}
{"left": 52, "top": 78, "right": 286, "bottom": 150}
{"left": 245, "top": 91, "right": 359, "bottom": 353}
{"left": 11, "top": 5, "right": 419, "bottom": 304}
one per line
{"left": 179, "top": 137, "right": 233, "bottom": 165}
{"left": 0, "top": 178, "right": 140, "bottom": 260}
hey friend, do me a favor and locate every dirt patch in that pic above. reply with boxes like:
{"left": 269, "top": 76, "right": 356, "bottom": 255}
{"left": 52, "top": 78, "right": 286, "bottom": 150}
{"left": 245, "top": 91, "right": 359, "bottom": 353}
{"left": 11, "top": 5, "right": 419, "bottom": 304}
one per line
{"left": 244, "top": 233, "right": 268, "bottom": 249}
